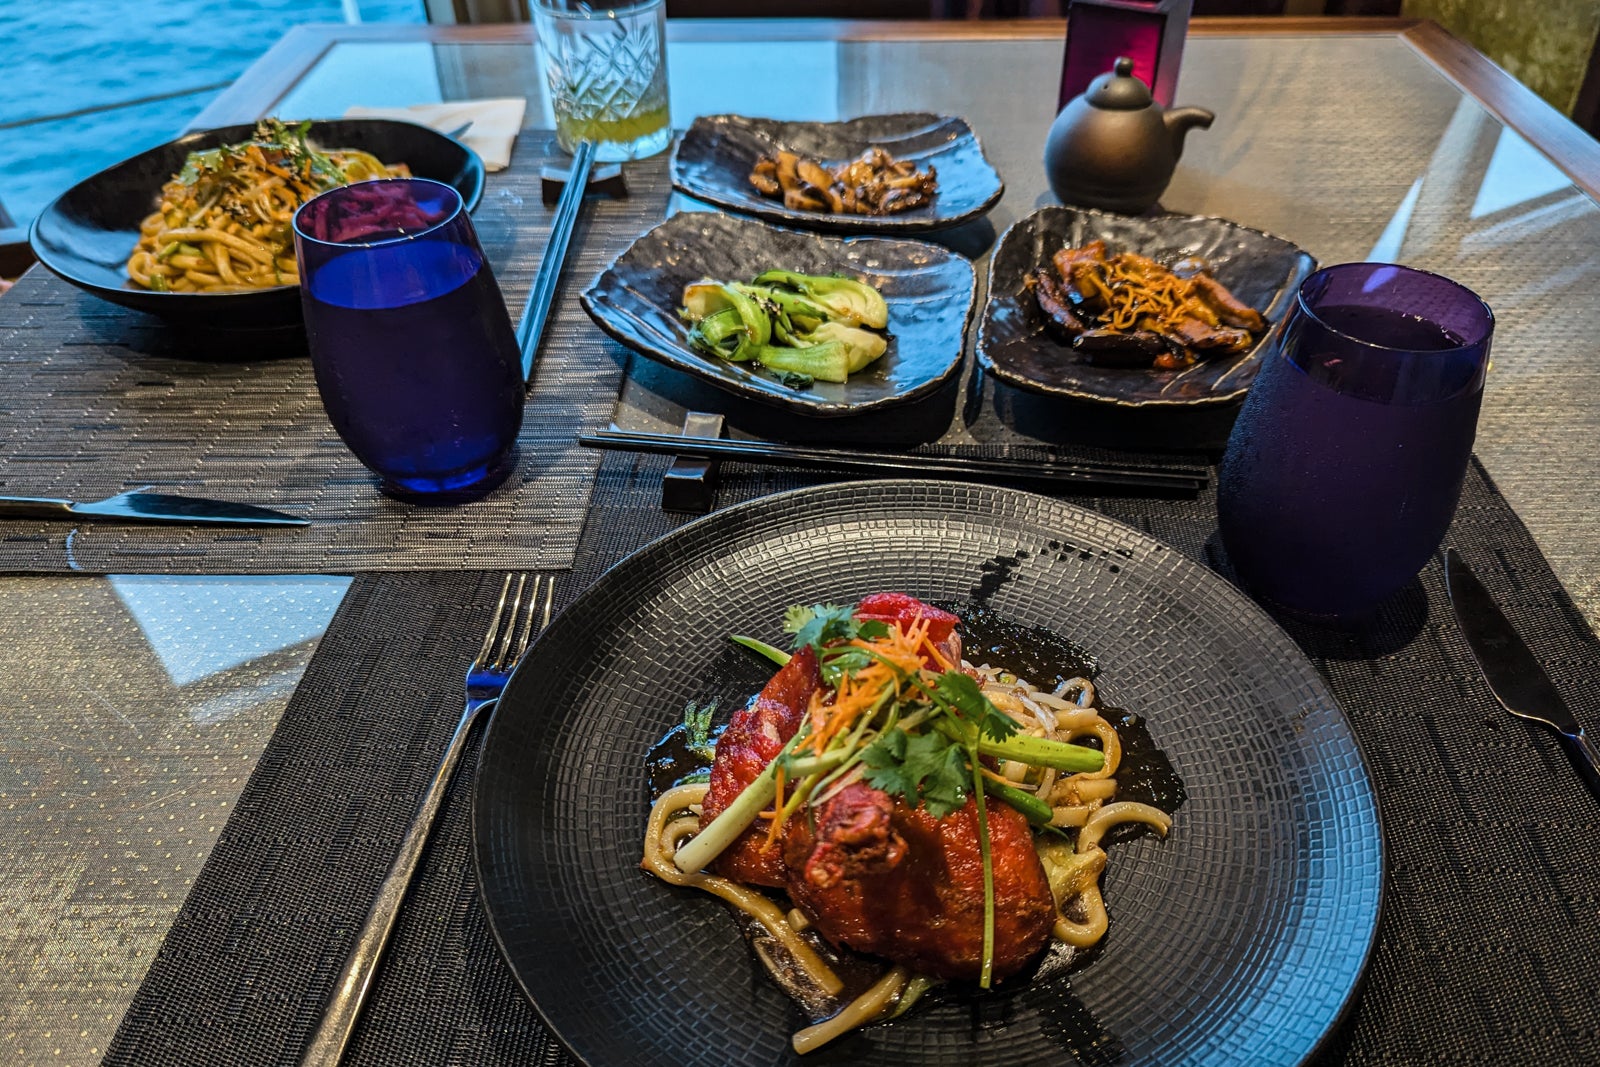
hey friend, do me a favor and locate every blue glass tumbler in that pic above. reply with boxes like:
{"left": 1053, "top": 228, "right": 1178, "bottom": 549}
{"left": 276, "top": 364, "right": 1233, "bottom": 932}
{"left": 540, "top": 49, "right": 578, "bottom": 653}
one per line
{"left": 1217, "top": 263, "right": 1494, "bottom": 620}
{"left": 293, "top": 178, "right": 523, "bottom": 499}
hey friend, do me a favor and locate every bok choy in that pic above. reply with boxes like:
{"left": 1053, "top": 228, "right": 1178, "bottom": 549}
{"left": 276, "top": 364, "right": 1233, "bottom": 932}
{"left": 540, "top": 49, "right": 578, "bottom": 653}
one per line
{"left": 679, "top": 270, "right": 890, "bottom": 385}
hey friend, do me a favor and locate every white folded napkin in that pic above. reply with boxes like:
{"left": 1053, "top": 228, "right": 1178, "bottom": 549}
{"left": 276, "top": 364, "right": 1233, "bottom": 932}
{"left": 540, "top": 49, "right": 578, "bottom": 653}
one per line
{"left": 344, "top": 98, "right": 527, "bottom": 171}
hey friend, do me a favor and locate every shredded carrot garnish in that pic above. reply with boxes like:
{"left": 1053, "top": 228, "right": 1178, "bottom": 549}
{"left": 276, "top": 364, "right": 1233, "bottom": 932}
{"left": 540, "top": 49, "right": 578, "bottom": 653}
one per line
{"left": 763, "top": 765, "right": 788, "bottom": 851}
{"left": 795, "top": 617, "right": 930, "bottom": 760}
{"left": 756, "top": 617, "right": 956, "bottom": 845}
{"left": 807, "top": 688, "right": 829, "bottom": 741}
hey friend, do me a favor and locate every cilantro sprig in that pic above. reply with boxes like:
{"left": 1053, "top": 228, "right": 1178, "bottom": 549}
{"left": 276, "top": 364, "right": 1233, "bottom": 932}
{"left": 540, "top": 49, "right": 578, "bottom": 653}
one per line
{"left": 862, "top": 728, "right": 969, "bottom": 817}
{"left": 930, "top": 671, "right": 1019, "bottom": 742}
{"left": 782, "top": 602, "right": 856, "bottom": 649}
{"left": 682, "top": 699, "right": 718, "bottom": 763}
{"left": 783, "top": 603, "right": 890, "bottom": 687}
{"left": 859, "top": 671, "right": 1018, "bottom": 818}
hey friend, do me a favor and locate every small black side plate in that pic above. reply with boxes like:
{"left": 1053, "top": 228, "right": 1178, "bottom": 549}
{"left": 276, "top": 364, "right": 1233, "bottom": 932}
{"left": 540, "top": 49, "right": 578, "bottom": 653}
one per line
{"left": 977, "top": 206, "right": 1316, "bottom": 408}
{"left": 580, "top": 210, "right": 976, "bottom": 418}
{"left": 670, "top": 113, "right": 1003, "bottom": 234}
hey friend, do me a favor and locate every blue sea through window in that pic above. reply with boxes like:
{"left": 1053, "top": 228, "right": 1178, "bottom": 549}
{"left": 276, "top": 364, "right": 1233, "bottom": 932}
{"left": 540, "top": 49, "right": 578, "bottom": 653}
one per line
{"left": 0, "top": 0, "right": 426, "bottom": 230}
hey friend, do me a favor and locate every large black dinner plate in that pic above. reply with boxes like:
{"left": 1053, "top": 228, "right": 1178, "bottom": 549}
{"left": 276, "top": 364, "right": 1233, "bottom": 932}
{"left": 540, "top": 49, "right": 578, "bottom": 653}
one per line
{"left": 28, "top": 118, "right": 485, "bottom": 331}
{"left": 671, "top": 113, "right": 1004, "bottom": 234}
{"left": 978, "top": 207, "right": 1317, "bottom": 407}
{"left": 473, "top": 481, "right": 1384, "bottom": 1067}
{"left": 580, "top": 211, "right": 975, "bottom": 416}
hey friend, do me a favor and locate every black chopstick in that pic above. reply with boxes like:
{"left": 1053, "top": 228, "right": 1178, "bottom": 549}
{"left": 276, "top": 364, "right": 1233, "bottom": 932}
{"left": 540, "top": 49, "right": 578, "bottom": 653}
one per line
{"left": 578, "top": 430, "right": 1208, "bottom": 495}
{"left": 516, "top": 138, "right": 596, "bottom": 386}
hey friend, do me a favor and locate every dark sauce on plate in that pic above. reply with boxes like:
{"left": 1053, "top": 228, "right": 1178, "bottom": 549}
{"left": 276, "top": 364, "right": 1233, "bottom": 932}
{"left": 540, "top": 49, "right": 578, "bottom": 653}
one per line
{"left": 944, "top": 601, "right": 1187, "bottom": 824}
{"left": 951, "top": 601, "right": 1099, "bottom": 690}
{"left": 645, "top": 716, "right": 722, "bottom": 797}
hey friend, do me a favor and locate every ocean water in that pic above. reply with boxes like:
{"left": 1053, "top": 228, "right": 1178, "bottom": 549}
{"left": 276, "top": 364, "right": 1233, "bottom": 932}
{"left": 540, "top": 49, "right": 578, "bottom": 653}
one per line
{"left": 0, "top": 0, "right": 424, "bottom": 228}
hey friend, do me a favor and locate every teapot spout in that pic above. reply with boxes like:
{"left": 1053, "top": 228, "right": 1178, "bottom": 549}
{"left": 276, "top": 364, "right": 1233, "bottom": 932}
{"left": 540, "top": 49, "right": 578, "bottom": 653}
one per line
{"left": 1163, "top": 106, "right": 1215, "bottom": 159}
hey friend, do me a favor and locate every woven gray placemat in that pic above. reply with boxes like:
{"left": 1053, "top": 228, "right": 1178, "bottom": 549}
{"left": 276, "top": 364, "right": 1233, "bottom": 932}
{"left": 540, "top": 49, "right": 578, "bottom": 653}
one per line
{"left": 0, "top": 133, "right": 661, "bottom": 574}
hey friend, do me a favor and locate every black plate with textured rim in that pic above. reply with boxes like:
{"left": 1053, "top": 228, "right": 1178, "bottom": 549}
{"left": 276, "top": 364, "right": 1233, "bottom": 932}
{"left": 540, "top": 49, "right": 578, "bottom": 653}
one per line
{"left": 670, "top": 113, "right": 1004, "bottom": 234}
{"left": 580, "top": 211, "right": 975, "bottom": 417}
{"left": 977, "top": 207, "right": 1317, "bottom": 408}
{"left": 473, "top": 480, "right": 1384, "bottom": 1067}
{"left": 28, "top": 119, "right": 485, "bottom": 331}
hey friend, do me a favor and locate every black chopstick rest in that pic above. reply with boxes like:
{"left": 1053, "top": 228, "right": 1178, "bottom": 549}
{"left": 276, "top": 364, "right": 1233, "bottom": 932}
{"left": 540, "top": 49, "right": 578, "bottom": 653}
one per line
{"left": 660, "top": 412, "right": 726, "bottom": 514}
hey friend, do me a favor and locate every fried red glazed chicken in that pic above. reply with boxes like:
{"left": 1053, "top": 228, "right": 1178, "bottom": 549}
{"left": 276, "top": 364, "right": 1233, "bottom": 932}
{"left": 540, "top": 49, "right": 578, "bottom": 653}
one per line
{"left": 702, "top": 593, "right": 1057, "bottom": 981}
{"left": 784, "top": 783, "right": 1056, "bottom": 980}
{"left": 701, "top": 644, "right": 820, "bottom": 888}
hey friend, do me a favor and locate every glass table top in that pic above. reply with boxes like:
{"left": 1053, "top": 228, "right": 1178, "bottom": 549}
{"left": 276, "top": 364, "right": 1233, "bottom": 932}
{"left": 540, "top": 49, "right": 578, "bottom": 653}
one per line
{"left": 7, "top": 24, "right": 1600, "bottom": 1064}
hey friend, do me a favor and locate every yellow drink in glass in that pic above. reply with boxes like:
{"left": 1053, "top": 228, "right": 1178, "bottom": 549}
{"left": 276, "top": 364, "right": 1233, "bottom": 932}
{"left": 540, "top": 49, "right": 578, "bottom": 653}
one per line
{"left": 534, "top": 0, "right": 671, "bottom": 162}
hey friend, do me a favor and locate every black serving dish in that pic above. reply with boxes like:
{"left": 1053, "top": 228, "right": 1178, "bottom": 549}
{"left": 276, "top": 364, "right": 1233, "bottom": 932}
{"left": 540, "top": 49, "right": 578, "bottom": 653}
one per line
{"left": 670, "top": 113, "right": 1004, "bottom": 234}
{"left": 28, "top": 119, "right": 485, "bottom": 331}
{"left": 472, "top": 480, "right": 1384, "bottom": 1067}
{"left": 977, "top": 207, "right": 1317, "bottom": 408}
{"left": 580, "top": 210, "right": 975, "bottom": 417}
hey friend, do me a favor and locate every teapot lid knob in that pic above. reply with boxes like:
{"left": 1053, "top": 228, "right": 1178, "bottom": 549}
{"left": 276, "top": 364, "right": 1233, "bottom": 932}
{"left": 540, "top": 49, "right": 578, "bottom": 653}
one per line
{"left": 1085, "top": 56, "right": 1154, "bottom": 111}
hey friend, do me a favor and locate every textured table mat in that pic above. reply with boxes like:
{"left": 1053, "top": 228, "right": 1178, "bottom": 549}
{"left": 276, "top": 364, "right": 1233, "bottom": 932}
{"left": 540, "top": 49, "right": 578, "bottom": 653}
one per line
{"left": 102, "top": 455, "right": 1600, "bottom": 1066}
{"left": 0, "top": 133, "right": 663, "bottom": 575}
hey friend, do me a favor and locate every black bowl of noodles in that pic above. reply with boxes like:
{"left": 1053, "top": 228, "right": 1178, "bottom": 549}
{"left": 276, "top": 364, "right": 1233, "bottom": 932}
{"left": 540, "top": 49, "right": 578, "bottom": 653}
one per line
{"left": 28, "top": 118, "right": 485, "bottom": 332}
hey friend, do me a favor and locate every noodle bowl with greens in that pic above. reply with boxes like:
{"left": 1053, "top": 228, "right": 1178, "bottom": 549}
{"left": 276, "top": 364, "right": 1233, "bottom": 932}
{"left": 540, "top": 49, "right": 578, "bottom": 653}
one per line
{"left": 126, "top": 118, "right": 409, "bottom": 293}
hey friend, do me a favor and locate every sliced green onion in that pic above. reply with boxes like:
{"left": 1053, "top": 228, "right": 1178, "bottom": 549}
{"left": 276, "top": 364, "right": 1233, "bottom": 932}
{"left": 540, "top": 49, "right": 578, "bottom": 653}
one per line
{"left": 890, "top": 976, "right": 938, "bottom": 1018}
{"left": 672, "top": 739, "right": 847, "bottom": 875}
{"left": 969, "top": 741, "right": 997, "bottom": 989}
{"left": 780, "top": 751, "right": 851, "bottom": 779}
{"left": 977, "top": 733, "right": 1104, "bottom": 773}
{"left": 730, "top": 634, "right": 790, "bottom": 666}
{"left": 982, "top": 778, "right": 1053, "bottom": 826}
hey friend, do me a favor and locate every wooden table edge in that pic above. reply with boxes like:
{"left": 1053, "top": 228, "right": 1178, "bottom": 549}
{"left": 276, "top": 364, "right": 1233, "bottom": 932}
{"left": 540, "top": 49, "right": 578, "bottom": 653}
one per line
{"left": 1398, "top": 19, "right": 1600, "bottom": 202}
{"left": 188, "top": 16, "right": 1600, "bottom": 204}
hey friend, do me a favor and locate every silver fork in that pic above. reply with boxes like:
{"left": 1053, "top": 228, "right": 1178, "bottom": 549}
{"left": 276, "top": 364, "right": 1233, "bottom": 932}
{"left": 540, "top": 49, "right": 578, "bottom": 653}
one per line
{"left": 301, "top": 573, "right": 554, "bottom": 1067}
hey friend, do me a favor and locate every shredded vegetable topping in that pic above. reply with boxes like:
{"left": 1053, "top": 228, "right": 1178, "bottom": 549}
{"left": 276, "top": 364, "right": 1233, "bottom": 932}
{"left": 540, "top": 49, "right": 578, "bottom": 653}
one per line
{"left": 1031, "top": 239, "right": 1267, "bottom": 370}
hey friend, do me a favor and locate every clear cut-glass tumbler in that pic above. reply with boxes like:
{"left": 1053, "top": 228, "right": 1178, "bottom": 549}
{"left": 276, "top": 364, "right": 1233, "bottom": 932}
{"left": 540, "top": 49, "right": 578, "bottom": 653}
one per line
{"left": 293, "top": 178, "right": 524, "bottom": 500}
{"left": 1217, "top": 262, "right": 1494, "bottom": 620}
{"left": 533, "top": 0, "right": 671, "bottom": 161}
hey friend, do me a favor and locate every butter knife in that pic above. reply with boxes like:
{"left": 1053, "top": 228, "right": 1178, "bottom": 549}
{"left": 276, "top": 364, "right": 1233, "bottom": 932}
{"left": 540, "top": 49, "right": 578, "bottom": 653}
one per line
{"left": 0, "top": 491, "right": 308, "bottom": 526}
{"left": 1444, "top": 547, "right": 1600, "bottom": 787}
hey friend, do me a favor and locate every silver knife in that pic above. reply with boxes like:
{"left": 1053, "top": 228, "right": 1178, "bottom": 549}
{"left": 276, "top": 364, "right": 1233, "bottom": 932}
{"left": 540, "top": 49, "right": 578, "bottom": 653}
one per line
{"left": 0, "top": 491, "right": 308, "bottom": 526}
{"left": 1444, "top": 547, "right": 1600, "bottom": 786}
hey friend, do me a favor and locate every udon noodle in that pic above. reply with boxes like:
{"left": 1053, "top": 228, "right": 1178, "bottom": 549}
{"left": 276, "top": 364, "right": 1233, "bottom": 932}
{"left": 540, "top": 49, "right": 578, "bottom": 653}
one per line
{"left": 972, "top": 665, "right": 1170, "bottom": 949}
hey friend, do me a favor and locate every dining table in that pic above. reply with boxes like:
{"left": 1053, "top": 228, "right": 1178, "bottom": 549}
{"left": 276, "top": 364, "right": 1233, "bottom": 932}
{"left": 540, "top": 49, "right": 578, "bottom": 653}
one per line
{"left": 4, "top": 13, "right": 1600, "bottom": 1067}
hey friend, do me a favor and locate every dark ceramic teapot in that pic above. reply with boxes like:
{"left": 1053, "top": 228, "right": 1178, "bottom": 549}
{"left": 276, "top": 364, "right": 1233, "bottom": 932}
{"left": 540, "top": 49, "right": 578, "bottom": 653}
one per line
{"left": 1043, "top": 57, "right": 1214, "bottom": 215}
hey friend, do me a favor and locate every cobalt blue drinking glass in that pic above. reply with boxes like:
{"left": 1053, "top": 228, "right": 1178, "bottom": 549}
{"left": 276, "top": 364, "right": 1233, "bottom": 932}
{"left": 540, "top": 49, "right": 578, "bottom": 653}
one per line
{"left": 1217, "top": 262, "right": 1494, "bottom": 620}
{"left": 293, "top": 177, "right": 523, "bottom": 499}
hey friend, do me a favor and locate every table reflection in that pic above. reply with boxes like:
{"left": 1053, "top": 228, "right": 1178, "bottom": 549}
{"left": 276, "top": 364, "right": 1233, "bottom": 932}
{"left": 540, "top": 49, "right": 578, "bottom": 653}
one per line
{"left": 0, "top": 573, "right": 346, "bottom": 1063}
